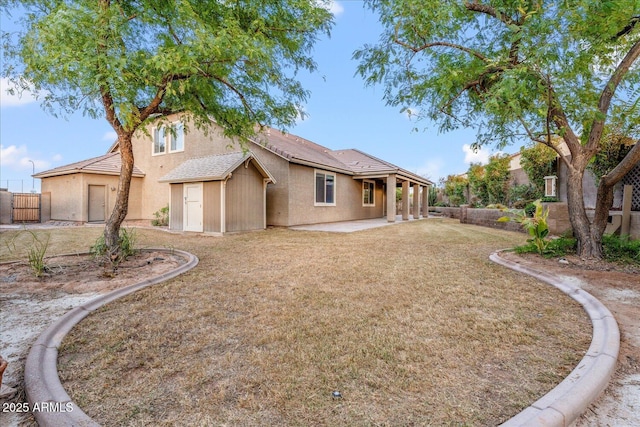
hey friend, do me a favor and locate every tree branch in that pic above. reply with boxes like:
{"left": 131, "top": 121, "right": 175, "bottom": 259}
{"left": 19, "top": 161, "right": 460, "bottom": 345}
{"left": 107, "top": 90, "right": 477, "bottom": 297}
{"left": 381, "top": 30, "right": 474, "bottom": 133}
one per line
{"left": 588, "top": 37, "right": 640, "bottom": 151}
{"left": 393, "top": 37, "right": 489, "bottom": 62}
{"left": 464, "top": 1, "right": 517, "bottom": 27}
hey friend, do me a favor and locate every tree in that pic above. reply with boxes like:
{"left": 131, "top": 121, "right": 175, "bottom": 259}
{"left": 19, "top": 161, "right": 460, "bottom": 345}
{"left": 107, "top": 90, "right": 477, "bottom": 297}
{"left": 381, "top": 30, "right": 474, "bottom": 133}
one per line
{"left": 519, "top": 143, "right": 558, "bottom": 197}
{"left": 467, "top": 154, "right": 510, "bottom": 206}
{"left": 355, "top": 1, "right": 640, "bottom": 259}
{"left": 442, "top": 174, "right": 468, "bottom": 206}
{"left": 2, "top": 0, "right": 332, "bottom": 259}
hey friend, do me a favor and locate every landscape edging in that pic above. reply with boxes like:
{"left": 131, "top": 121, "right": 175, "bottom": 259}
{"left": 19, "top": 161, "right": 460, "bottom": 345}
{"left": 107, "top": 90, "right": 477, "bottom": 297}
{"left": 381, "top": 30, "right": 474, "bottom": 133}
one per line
{"left": 491, "top": 250, "right": 619, "bottom": 427}
{"left": 23, "top": 248, "right": 199, "bottom": 427}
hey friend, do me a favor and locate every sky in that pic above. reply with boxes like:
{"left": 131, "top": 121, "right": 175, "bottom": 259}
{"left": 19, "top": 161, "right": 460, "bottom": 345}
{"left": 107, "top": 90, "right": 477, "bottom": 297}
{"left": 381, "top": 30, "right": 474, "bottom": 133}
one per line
{"left": 0, "top": 1, "right": 500, "bottom": 194}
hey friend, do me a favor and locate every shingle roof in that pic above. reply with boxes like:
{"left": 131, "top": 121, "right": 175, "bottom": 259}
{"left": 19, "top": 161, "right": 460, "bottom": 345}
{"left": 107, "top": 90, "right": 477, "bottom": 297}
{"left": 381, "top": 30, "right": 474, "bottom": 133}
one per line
{"left": 33, "top": 152, "right": 145, "bottom": 178}
{"left": 158, "top": 151, "right": 275, "bottom": 183}
{"left": 252, "top": 129, "right": 433, "bottom": 185}
{"left": 250, "top": 128, "right": 353, "bottom": 174}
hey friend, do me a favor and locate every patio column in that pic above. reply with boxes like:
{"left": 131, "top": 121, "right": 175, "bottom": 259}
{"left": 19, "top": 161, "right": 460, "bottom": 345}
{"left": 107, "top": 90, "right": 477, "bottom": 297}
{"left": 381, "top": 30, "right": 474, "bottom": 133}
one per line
{"left": 422, "top": 185, "right": 430, "bottom": 218}
{"left": 386, "top": 174, "right": 396, "bottom": 222}
{"left": 402, "top": 180, "right": 410, "bottom": 220}
{"left": 412, "top": 184, "right": 420, "bottom": 219}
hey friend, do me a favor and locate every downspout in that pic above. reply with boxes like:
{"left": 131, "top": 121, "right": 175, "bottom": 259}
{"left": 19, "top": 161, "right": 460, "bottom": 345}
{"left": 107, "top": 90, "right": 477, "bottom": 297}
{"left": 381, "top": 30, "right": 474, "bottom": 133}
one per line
{"left": 221, "top": 173, "right": 232, "bottom": 234}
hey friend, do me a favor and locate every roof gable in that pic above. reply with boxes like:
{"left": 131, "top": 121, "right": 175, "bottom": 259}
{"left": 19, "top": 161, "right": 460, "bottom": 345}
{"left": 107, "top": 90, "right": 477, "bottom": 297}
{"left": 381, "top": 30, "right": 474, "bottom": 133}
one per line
{"left": 33, "top": 153, "right": 145, "bottom": 179}
{"left": 158, "top": 151, "right": 275, "bottom": 184}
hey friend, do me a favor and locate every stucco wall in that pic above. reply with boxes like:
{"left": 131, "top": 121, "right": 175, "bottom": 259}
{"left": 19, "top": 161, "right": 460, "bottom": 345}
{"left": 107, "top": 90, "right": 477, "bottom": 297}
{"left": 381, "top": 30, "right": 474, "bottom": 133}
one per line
{"left": 459, "top": 206, "right": 524, "bottom": 233}
{"left": 41, "top": 173, "right": 142, "bottom": 222}
{"left": 286, "top": 164, "right": 384, "bottom": 226}
{"left": 251, "top": 145, "right": 290, "bottom": 227}
{"left": 130, "top": 113, "right": 240, "bottom": 220}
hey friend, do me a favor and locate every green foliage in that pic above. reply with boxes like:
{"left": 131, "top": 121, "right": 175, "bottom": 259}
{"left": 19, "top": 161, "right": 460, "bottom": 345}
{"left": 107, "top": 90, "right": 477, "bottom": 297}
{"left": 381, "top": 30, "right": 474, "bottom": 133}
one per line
{"left": 27, "top": 232, "right": 50, "bottom": 278}
{"left": 524, "top": 202, "right": 537, "bottom": 218}
{"left": 514, "top": 236, "right": 576, "bottom": 258}
{"left": 3, "top": 1, "right": 333, "bottom": 137}
{"left": 509, "top": 184, "right": 538, "bottom": 208}
{"left": 428, "top": 186, "right": 438, "bottom": 206}
{"left": 442, "top": 174, "right": 468, "bottom": 207}
{"left": 91, "top": 228, "right": 138, "bottom": 264}
{"left": 498, "top": 200, "right": 550, "bottom": 254}
{"left": 151, "top": 205, "right": 169, "bottom": 227}
{"left": 603, "top": 234, "right": 640, "bottom": 265}
{"left": 588, "top": 132, "right": 635, "bottom": 181}
{"left": 467, "top": 155, "right": 510, "bottom": 206}
{"left": 519, "top": 144, "right": 557, "bottom": 197}
{"left": 4, "top": 229, "right": 51, "bottom": 277}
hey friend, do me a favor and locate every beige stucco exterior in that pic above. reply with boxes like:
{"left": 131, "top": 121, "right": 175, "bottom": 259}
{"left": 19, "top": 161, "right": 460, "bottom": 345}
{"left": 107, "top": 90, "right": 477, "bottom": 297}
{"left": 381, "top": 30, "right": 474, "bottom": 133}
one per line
{"left": 41, "top": 173, "right": 142, "bottom": 222}
{"left": 37, "top": 113, "right": 432, "bottom": 229}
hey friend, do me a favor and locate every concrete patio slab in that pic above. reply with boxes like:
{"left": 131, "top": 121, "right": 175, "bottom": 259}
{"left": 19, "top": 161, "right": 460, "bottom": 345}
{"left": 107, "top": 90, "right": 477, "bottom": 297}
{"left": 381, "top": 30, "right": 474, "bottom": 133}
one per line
{"left": 289, "top": 215, "right": 427, "bottom": 233}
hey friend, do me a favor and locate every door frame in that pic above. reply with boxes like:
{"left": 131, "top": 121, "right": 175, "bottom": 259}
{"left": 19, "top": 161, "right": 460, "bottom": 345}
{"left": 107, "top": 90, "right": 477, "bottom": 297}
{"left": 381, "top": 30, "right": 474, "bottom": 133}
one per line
{"left": 183, "top": 182, "right": 203, "bottom": 232}
{"left": 88, "top": 185, "right": 106, "bottom": 223}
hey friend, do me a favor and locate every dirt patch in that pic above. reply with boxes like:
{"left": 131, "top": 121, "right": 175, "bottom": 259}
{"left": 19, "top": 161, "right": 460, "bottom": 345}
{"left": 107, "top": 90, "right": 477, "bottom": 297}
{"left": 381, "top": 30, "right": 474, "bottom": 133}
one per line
{"left": 500, "top": 251, "right": 640, "bottom": 426}
{"left": 0, "top": 249, "right": 186, "bottom": 427}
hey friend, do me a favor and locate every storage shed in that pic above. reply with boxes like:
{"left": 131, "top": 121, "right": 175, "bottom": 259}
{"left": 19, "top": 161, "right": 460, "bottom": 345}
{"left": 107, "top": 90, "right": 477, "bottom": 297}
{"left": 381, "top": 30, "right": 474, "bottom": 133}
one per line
{"left": 159, "top": 152, "right": 275, "bottom": 234}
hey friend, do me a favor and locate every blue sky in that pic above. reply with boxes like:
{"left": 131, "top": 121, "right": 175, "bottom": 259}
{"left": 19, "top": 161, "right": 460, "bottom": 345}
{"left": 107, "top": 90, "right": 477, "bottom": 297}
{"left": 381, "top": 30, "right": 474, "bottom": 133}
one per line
{"left": 0, "top": 1, "right": 500, "bottom": 194}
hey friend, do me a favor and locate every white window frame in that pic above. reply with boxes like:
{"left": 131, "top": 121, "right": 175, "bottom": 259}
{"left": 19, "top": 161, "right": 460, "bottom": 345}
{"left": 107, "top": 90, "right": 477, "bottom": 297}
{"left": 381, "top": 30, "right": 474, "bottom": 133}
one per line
{"left": 363, "top": 180, "right": 375, "bottom": 206}
{"left": 544, "top": 175, "right": 557, "bottom": 197}
{"left": 152, "top": 126, "right": 166, "bottom": 156}
{"left": 152, "top": 121, "right": 185, "bottom": 155}
{"left": 169, "top": 121, "right": 184, "bottom": 153}
{"left": 314, "top": 170, "right": 336, "bottom": 206}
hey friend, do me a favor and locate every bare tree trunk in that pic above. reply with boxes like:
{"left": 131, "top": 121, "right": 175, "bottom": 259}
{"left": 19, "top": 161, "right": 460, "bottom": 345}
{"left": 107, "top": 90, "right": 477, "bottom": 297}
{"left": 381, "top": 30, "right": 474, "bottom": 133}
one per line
{"left": 104, "top": 133, "right": 134, "bottom": 261}
{"left": 565, "top": 165, "right": 596, "bottom": 258}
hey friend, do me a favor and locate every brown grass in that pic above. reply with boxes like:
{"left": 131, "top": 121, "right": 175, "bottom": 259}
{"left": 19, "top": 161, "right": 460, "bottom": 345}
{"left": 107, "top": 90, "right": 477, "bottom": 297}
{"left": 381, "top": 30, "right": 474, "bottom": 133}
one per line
{"left": 39, "top": 219, "right": 590, "bottom": 425}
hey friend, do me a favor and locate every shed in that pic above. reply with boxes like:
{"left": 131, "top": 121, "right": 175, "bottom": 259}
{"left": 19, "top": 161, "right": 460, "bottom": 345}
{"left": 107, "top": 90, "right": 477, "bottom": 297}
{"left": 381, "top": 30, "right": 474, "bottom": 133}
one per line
{"left": 159, "top": 152, "right": 275, "bottom": 233}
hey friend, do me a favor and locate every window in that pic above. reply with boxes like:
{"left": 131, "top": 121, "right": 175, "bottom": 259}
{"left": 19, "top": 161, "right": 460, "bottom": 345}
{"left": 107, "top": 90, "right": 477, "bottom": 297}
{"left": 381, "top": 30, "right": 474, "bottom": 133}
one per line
{"left": 153, "top": 121, "right": 184, "bottom": 155}
{"left": 544, "top": 175, "right": 557, "bottom": 197}
{"left": 363, "top": 180, "right": 375, "bottom": 206}
{"left": 153, "top": 126, "right": 166, "bottom": 155}
{"left": 315, "top": 171, "right": 335, "bottom": 205}
{"left": 170, "top": 122, "right": 184, "bottom": 152}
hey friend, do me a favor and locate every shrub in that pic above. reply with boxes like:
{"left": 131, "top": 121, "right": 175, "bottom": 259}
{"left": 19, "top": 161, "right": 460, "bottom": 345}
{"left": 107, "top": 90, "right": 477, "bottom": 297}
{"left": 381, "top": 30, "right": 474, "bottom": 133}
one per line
{"left": 498, "top": 200, "right": 550, "bottom": 254}
{"left": 4, "top": 229, "right": 51, "bottom": 277}
{"left": 603, "top": 234, "right": 640, "bottom": 265}
{"left": 91, "top": 228, "right": 138, "bottom": 265}
{"left": 152, "top": 205, "right": 169, "bottom": 226}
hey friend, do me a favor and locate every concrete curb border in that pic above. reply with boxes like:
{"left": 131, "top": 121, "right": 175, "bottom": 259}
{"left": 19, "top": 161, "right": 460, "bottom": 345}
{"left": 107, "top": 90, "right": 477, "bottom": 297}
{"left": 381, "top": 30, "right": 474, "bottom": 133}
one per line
{"left": 24, "top": 248, "right": 199, "bottom": 427}
{"left": 491, "top": 251, "right": 619, "bottom": 427}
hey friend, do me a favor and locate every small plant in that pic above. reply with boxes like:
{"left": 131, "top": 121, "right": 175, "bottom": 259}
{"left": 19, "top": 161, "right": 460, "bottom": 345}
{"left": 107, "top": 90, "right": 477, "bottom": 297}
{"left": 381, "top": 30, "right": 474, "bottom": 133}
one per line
{"left": 4, "top": 228, "right": 51, "bottom": 277}
{"left": 603, "top": 234, "right": 640, "bottom": 265}
{"left": 151, "top": 205, "right": 169, "bottom": 227}
{"left": 91, "top": 228, "right": 138, "bottom": 265}
{"left": 498, "top": 200, "right": 550, "bottom": 255}
{"left": 27, "top": 232, "right": 51, "bottom": 277}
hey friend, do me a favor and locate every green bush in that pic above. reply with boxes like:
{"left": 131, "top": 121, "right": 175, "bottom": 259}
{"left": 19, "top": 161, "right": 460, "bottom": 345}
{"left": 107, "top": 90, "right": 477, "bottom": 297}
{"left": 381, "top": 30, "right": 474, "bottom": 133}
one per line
{"left": 524, "top": 202, "right": 536, "bottom": 217}
{"left": 603, "top": 234, "right": 640, "bottom": 265}
{"left": 152, "top": 205, "right": 169, "bottom": 226}
{"left": 91, "top": 227, "right": 138, "bottom": 264}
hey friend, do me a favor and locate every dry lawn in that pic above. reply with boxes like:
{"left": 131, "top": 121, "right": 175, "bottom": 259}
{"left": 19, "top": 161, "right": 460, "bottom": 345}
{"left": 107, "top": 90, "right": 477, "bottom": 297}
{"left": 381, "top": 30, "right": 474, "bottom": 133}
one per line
{"left": 21, "top": 220, "right": 593, "bottom": 425}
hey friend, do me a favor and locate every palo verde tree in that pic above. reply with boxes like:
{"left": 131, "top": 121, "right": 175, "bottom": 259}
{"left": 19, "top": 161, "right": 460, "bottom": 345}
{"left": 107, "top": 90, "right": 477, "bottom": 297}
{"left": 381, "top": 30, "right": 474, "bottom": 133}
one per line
{"left": 2, "top": 0, "right": 332, "bottom": 259}
{"left": 355, "top": 1, "right": 640, "bottom": 259}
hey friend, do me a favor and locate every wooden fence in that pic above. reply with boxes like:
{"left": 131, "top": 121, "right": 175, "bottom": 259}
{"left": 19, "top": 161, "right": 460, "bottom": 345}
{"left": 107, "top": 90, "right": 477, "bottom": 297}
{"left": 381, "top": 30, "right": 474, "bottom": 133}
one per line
{"left": 12, "top": 193, "right": 41, "bottom": 223}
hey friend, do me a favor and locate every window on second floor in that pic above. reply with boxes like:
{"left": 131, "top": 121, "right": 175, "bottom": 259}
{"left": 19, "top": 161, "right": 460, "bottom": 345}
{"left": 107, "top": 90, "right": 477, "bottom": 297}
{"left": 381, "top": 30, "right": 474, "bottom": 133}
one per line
{"left": 363, "top": 180, "right": 375, "bottom": 206}
{"left": 153, "top": 121, "right": 184, "bottom": 155}
{"left": 315, "top": 171, "right": 336, "bottom": 206}
{"left": 153, "top": 126, "right": 166, "bottom": 155}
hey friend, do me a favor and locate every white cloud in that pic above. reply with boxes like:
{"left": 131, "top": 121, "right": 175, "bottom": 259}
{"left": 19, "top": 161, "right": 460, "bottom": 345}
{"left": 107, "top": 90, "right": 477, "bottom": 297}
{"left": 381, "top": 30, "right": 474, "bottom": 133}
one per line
{"left": 462, "top": 143, "right": 491, "bottom": 165}
{"left": 0, "top": 144, "right": 52, "bottom": 172}
{"left": 0, "top": 78, "right": 38, "bottom": 107}
{"left": 102, "top": 131, "right": 118, "bottom": 141}
{"left": 329, "top": 1, "right": 344, "bottom": 16}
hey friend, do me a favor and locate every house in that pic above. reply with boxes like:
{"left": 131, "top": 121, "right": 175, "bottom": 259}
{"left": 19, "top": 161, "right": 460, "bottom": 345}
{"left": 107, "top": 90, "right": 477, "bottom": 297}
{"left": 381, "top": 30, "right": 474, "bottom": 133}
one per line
{"left": 35, "top": 114, "right": 433, "bottom": 233}
{"left": 508, "top": 143, "right": 640, "bottom": 237}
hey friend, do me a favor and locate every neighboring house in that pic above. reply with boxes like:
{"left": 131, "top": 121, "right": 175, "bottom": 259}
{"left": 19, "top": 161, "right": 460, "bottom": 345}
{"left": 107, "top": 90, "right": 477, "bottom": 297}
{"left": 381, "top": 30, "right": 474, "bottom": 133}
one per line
{"left": 509, "top": 144, "right": 640, "bottom": 211}
{"left": 35, "top": 114, "right": 433, "bottom": 233}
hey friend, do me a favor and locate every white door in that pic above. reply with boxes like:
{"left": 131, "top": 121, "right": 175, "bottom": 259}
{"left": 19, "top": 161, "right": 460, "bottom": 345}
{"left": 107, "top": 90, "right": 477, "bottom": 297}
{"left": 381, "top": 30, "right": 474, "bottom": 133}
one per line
{"left": 183, "top": 183, "right": 203, "bottom": 232}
